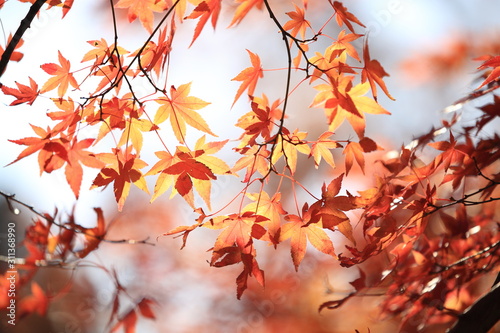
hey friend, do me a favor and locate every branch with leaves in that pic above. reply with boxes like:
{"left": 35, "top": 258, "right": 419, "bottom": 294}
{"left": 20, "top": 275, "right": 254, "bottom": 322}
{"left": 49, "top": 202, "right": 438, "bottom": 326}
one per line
{"left": 1, "top": 0, "right": 500, "bottom": 331}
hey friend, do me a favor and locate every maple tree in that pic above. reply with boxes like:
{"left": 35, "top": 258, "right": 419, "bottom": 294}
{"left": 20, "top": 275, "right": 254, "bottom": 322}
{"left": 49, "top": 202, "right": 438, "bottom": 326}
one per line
{"left": 0, "top": 0, "right": 499, "bottom": 332}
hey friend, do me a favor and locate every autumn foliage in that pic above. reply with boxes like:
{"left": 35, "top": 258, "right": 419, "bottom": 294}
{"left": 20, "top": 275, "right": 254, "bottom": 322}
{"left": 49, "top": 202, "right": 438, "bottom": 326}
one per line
{"left": 1, "top": 0, "right": 499, "bottom": 332}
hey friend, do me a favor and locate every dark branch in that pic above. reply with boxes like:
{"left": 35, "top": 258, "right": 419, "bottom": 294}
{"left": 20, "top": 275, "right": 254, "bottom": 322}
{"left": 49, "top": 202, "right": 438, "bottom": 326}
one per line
{"left": 0, "top": 0, "right": 48, "bottom": 81}
{"left": 447, "top": 281, "right": 500, "bottom": 333}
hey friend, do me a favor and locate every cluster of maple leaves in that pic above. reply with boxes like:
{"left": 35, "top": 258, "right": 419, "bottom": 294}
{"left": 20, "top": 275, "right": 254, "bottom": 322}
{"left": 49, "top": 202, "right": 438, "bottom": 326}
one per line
{"left": 1, "top": 0, "right": 499, "bottom": 331}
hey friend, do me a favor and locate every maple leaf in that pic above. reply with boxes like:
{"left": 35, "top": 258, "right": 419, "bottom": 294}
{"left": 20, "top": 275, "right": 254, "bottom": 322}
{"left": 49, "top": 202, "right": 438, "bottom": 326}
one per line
{"left": 428, "top": 132, "right": 469, "bottom": 172}
{"left": 207, "top": 212, "right": 269, "bottom": 297}
{"left": 312, "top": 75, "right": 390, "bottom": 138}
{"left": 154, "top": 83, "right": 215, "bottom": 143}
{"left": 115, "top": 0, "right": 168, "bottom": 33}
{"left": 307, "top": 45, "right": 351, "bottom": 82}
{"left": 81, "top": 38, "right": 129, "bottom": 67}
{"left": 310, "top": 131, "right": 341, "bottom": 169}
{"left": 95, "top": 96, "right": 132, "bottom": 143}
{"left": 235, "top": 95, "right": 283, "bottom": 148}
{"left": 18, "top": 282, "right": 48, "bottom": 319}
{"left": 343, "top": 137, "right": 379, "bottom": 175}
{"left": 232, "top": 144, "right": 271, "bottom": 182}
{"left": 208, "top": 212, "right": 268, "bottom": 255}
{"left": 7, "top": 124, "right": 69, "bottom": 174}
{"left": 243, "top": 191, "right": 287, "bottom": 245}
{"left": 331, "top": 1, "right": 366, "bottom": 33}
{"left": 280, "top": 202, "right": 337, "bottom": 271}
{"left": 145, "top": 150, "right": 177, "bottom": 202}
{"left": 91, "top": 148, "right": 149, "bottom": 211}
{"left": 0, "top": 34, "right": 24, "bottom": 71}
{"left": 231, "top": 50, "right": 263, "bottom": 106}
{"left": 362, "top": 39, "right": 394, "bottom": 101}
{"left": 186, "top": 0, "right": 222, "bottom": 46}
{"left": 164, "top": 151, "right": 216, "bottom": 199}
{"left": 65, "top": 138, "right": 105, "bottom": 198}
{"left": 111, "top": 306, "right": 138, "bottom": 333}
{"left": 130, "top": 26, "right": 175, "bottom": 76}
{"left": 40, "top": 51, "right": 79, "bottom": 98}
{"left": 476, "top": 55, "right": 500, "bottom": 89}
{"left": 147, "top": 142, "right": 227, "bottom": 208}
{"left": 118, "top": 107, "right": 159, "bottom": 153}
{"left": 47, "top": 97, "right": 82, "bottom": 135}
{"left": 229, "top": 0, "right": 263, "bottom": 27}
{"left": 192, "top": 136, "right": 231, "bottom": 209}
{"left": 76, "top": 207, "right": 106, "bottom": 258}
{"left": 330, "top": 30, "right": 363, "bottom": 61}
{"left": 271, "top": 128, "right": 311, "bottom": 174}
{"left": 282, "top": 4, "right": 310, "bottom": 40}
{"left": 1, "top": 77, "right": 39, "bottom": 105}
{"left": 92, "top": 56, "right": 131, "bottom": 93}
{"left": 320, "top": 174, "right": 355, "bottom": 243}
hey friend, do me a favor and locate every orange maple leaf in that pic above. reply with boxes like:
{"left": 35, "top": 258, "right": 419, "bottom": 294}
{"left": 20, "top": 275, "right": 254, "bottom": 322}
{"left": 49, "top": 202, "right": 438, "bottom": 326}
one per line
{"left": 330, "top": 30, "right": 363, "bottom": 61}
{"left": 282, "top": 4, "right": 310, "bottom": 40}
{"left": 280, "top": 202, "right": 336, "bottom": 271}
{"left": 186, "top": 0, "right": 222, "bottom": 46}
{"left": 310, "top": 131, "right": 341, "bottom": 169}
{"left": 81, "top": 38, "right": 129, "bottom": 67}
{"left": 0, "top": 33, "right": 24, "bottom": 69}
{"left": 332, "top": 1, "right": 366, "bottom": 33}
{"left": 209, "top": 212, "right": 268, "bottom": 256}
{"left": 118, "top": 107, "right": 159, "bottom": 154}
{"left": 75, "top": 207, "right": 106, "bottom": 258}
{"left": 1, "top": 77, "right": 39, "bottom": 105}
{"left": 312, "top": 75, "right": 390, "bottom": 138}
{"left": 18, "top": 282, "right": 48, "bottom": 318}
{"left": 476, "top": 55, "right": 500, "bottom": 89}
{"left": 320, "top": 174, "right": 355, "bottom": 243}
{"left": 91, "top": 148, "right": 149, "bottom": 211}
{"left": 362, "top": 39, "right": 394, "bottom": 101}
{"left": 40, "top": 51, "right": 79, "bottom": 98}
{"left": 7, "top": 124, "right": 68, "bottom": 174}
{"left": 243, "top": 191, "right": 287, "bottom": 245}
{"left": 271, "top": 128, "right": 310, "bottom": 174}
{"left": 232, "top": 144, "right": 271, "bottom": 182}
{"left": 229, "top": 0, "right": 263, "bottom": 27}
{"left": 154, "top": 82, "right": 215, "bottom": 143}
{"left": 115, "top": 0, "right": 168, "bottom": 33}
{"left": 65, "top": 138, "right": 105, "bottom": 198}
{"left": 47, "top": 98, "right": 82, "bottom": 135}
{"left": 231, "top": 50, "right": 263, "bottom": 106}
{"left": 343, "top": 137, "right": 379, "bottom": 175}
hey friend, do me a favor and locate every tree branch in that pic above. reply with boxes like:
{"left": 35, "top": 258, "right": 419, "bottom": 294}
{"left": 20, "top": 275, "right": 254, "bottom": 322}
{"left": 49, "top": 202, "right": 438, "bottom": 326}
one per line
{"left": 447, "top": 281, "right": 500, "bottom": 333}
{"left": 0, "top": 0, "right": 48, "bottom": 80}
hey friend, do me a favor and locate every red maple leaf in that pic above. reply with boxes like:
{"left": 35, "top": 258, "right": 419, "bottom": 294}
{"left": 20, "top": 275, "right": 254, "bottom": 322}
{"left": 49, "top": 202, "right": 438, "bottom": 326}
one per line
{"left": 1, "top": 77, "right": 39, "bottom": 105}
